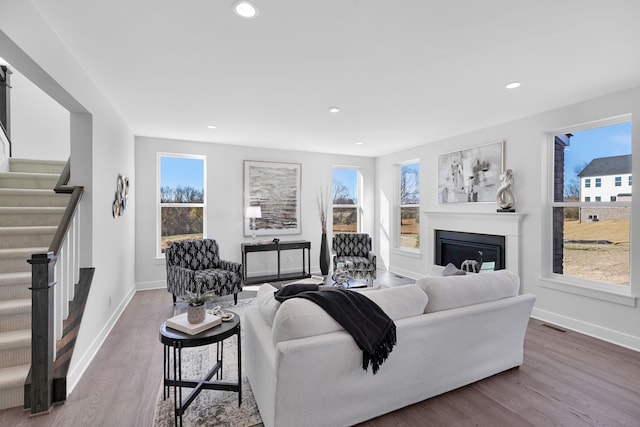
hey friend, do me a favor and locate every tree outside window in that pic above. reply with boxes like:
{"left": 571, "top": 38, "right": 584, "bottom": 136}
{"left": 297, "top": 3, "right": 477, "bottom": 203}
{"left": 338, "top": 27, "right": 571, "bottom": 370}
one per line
{"left": 158, "top": 155, "right": 206, "bottom": 255}
{"left": 399, "top": 162, "right": 420, "bottom": 249}
{"left": 332, "top": 167, "right": 359, "bottom": 233}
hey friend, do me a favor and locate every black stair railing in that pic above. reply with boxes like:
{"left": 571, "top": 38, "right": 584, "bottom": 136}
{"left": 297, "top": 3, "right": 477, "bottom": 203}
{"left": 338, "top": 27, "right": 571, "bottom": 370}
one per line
{"left": 25, "top": 158, "right": 90, "bottom": 414}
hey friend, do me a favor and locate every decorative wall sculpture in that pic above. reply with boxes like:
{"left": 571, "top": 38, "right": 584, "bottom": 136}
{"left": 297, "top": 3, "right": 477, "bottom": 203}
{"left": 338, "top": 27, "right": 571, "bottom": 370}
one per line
{"left": 112, "top": 174, "right": 129, "bottom": 217}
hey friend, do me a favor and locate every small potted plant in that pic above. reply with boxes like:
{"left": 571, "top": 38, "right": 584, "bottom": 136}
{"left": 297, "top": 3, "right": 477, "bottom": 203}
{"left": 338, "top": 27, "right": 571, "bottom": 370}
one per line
{"left": 179, "top": 281, "right": 217, "bottom": 324}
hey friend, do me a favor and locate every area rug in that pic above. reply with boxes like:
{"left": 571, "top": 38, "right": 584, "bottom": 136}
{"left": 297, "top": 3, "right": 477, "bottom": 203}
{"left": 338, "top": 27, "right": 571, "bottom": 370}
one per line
{"left": 153, "top": 297, "right": 263, "bottom": 427}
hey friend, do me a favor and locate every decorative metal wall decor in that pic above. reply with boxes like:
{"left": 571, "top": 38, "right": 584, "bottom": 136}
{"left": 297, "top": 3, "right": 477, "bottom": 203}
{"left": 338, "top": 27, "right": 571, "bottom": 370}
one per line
{"left": 438, "top": 141, "right": 504, "bottom": 203}
{"left": 243, "top": 160, "right": 301, "bottom": 235}
{"left": 112, "top": 174, "right": 130, "bottom": 217}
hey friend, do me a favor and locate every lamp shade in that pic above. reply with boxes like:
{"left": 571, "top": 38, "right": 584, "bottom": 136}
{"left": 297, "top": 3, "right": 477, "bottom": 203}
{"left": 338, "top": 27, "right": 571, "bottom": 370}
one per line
{"left": 245, "top": 206, "right": 262, "bottom": 218}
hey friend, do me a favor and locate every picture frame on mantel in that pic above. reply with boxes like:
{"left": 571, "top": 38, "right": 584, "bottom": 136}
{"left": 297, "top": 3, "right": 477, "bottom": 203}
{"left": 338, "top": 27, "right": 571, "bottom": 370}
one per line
{"left": 437, "top": 140, "right": 504, "bottom": 204}
{"left": 243, "top": 160, "right": 302, "bottom": 236}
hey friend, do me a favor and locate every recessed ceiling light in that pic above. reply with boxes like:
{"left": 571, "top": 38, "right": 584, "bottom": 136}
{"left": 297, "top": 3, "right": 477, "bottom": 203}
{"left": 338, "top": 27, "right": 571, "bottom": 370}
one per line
{"left": 355, "top": 142, "right": 364, "bottom": 145}
{"left": 329, "top": 106, "right": 341, "bottom": 113}
{"left": 233, "top": 1, "right": 258, "bottom": 18}
{"left": 505, "top": 81, "right": 522, "bottom": 89}
{"left": 207, "top": 125, "right": 217, "bottom": 129}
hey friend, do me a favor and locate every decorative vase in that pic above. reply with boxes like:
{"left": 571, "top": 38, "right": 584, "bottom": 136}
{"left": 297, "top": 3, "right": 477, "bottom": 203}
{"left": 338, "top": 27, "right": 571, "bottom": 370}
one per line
{"left": 320, "top": 232, "right": 330, "bottom": 275}
{"left": 187, "top": 303, "right": 206, "bottom": 324}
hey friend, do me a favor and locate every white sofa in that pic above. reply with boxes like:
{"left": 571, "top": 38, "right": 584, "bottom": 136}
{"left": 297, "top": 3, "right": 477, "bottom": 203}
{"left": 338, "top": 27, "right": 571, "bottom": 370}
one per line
{"left": 245, "top": 270, "right": 536, "bottom": 427}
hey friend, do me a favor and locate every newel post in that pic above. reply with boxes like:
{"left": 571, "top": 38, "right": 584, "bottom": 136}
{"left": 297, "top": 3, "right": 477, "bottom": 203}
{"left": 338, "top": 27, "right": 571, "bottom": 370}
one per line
{"left": 27, "top": 252, "right": 56, "bottom": 414}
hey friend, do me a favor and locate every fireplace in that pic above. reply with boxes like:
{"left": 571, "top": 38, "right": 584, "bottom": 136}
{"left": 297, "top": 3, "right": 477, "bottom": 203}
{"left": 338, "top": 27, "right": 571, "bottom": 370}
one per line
{"left": 435, "top": 230, "right": 505, "bottom": 271}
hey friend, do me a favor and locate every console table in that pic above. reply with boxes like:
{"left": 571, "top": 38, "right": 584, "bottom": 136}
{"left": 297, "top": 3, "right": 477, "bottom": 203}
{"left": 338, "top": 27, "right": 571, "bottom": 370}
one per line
{"left": 241, "top": 240, "right": 311, "bottom": 284}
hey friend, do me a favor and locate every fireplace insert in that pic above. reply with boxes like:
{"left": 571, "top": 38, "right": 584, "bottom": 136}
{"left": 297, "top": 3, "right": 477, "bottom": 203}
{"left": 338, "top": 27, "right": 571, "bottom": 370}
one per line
{"left": 435, "top": 230, "right": 505, "bottom": 271}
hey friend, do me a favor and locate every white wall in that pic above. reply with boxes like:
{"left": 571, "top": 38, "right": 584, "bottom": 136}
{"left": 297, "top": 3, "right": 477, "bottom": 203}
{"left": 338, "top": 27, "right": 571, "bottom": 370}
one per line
{"left": 10, "top": 68, "right": 69, "bottom": 160}
{"left": 134, "top": 136, "right": 375, "bottom": 290}
{"left": 376, "top": 86, "right": 640, "bottom": 351}
{"left": 0, "top": 2, "right": 136, "bottom": 392}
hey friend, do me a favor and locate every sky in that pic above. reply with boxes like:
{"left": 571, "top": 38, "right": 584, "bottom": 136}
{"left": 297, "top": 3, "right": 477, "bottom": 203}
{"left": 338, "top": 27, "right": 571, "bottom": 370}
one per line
{"left": 160, "top": 156, "right": 204, "bottom": 191}
{"left": 563, "top": 121, "right": 632, "bottom": 190}
{"left": 333, "top": 167, "right": 358, "bottom": 199}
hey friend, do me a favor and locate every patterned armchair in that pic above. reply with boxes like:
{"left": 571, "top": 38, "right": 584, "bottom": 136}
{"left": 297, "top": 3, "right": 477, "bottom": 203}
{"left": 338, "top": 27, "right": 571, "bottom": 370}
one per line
{"left": 165, "top": 239, "right": 243, "bottom": 304}
{"left": 332, "top": 233, "right": 377, "bottom": 287}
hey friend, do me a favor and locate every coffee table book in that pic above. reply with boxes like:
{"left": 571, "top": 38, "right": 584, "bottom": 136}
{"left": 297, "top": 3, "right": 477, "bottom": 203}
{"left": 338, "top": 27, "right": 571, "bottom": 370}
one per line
{"left": 166, "top": 312, "right": 222, "bottom": 335}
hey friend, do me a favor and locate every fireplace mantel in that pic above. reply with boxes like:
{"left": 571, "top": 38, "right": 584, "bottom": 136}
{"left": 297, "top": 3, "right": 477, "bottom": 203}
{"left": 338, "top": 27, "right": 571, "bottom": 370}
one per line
{"left": 423, "top": 211, "right": 526, "bottom": 275}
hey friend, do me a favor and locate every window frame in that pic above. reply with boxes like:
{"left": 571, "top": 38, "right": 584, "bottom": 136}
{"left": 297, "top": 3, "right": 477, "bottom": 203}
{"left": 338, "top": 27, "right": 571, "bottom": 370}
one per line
{"left": 331, "top": 166, "right": 361, "bottom": 234}
{"left": 396, "top": 160, "right": 421, "bottom": 254}
{"left": 156, "top": 153, "right": 207, "bottom": 258}
{"left": 543, "top": 115, "right": 634, "bottom": 305}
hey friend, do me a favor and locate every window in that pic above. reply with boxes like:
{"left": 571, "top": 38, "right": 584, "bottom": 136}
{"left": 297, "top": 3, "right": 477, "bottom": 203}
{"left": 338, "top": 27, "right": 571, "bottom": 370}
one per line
{"left": 399, "top": 161, "right": 420, "bottom": 249}
{"left": 585, "top": 178, "right": 591, "bottom": 188}
{"left": 552, "top": 120, "right": 631, "bottom": 286}
{"left": 158, "top": 154, "right": 206, "bottom": 256}
{"left": 615, "top": 176, "right": 622, "bottom": 186}
{"left": 629, "top": 175, "right": 633, "bottom": 186}
{"left": 332, "top": 167, "right": 359, "bottom": 233}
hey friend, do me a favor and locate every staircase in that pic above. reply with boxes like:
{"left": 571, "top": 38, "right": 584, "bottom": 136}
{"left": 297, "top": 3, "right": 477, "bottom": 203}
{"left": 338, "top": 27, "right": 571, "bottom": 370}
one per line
{"left": 0, "top": 158, "right": 67, "bottom": 410}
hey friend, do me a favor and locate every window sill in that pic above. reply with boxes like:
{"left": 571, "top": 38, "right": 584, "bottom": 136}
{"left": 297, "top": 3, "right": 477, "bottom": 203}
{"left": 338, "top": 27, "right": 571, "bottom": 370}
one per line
{"left": 539, "top": 276, "right": 636, "bottom": 307}
{"left": 391, "top": 248, "right": 422, "bottom": 259}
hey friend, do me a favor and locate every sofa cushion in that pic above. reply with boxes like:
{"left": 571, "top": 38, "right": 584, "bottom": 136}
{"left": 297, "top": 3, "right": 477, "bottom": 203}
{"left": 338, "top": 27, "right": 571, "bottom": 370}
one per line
{"left": 257, "top": 283, "right": 280, "bottom": 326}
{"left": 272, "top": 284, "right": 428, "bottom": 345}
{"left": 415, "top": 270, "right": 519, "bottom": 313}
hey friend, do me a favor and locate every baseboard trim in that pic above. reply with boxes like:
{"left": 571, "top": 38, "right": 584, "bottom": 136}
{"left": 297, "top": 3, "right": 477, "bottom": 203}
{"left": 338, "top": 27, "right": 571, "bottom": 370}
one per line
{"left": 136, "top": 279, "right": 166, "bottom": 291}
{"left": 65, "top": 283, "right": 137, "bottom": 394}
{"left": 531, "top": 307, "right": 640, "bottom": 352}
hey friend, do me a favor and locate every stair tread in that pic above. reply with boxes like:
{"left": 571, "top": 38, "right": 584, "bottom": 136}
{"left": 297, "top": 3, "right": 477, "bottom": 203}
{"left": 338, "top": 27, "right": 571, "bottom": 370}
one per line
{"left": 0, "top": 272, "right": 30, "bottom": 281}
{"left": 0, "top": 171, "right": 59, "bottom": 177}
{"left": 0, "top": 207, "right": 66, "bottom": 213}
{"left": 0, "top": 299, "right": 31, "bottom": 314}
{"left": 0, "top": 226, "right": 57, "bottom": 233}
{"left": 10, "top": 158, "right": 65, "bottom": 165}
{"left": 0, "top": 188, "right": 58, "bottom": 194}
{"left": 0, "top": 247, "right": 48, "bottom": 255}
{"left": 0, "top": 330, "right": 30, "bottom": 348}
{"left": 0, "top": 364, "right": 30, "bottom": 389}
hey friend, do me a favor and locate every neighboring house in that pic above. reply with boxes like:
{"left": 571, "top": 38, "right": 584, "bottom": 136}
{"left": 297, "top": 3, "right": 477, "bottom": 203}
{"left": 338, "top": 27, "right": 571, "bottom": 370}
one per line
{"left": 578, "top": 154, "right": 632, "bottom": 221}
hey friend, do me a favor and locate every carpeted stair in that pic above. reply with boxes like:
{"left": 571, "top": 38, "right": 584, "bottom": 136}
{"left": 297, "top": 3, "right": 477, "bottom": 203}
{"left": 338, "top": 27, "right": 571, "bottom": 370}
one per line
{"left": 0, "top": 158, "right": 67, "bottom": 411}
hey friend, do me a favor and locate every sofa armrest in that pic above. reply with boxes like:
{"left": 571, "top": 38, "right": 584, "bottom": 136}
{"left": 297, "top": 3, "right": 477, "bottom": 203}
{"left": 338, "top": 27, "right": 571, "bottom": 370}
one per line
{"left": 166, "top": 265, "right": 196, "bottom": 296}
{"left": 367, "top": 251, "right": 376, "bottom": 264}
{"left": 218, "top": 259, "right": 243, "bottom": 277}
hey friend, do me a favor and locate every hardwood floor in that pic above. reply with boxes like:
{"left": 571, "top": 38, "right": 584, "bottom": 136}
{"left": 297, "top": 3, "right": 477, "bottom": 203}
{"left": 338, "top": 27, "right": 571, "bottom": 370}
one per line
{"left": 1, "top": 277, "right": 639, "bottom": 426}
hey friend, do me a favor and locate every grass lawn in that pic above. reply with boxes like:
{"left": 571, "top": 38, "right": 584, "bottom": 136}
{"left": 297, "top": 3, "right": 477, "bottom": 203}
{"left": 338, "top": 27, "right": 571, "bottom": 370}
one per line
{"left": 562, "top": 220, "right": 629, "bottom": 286}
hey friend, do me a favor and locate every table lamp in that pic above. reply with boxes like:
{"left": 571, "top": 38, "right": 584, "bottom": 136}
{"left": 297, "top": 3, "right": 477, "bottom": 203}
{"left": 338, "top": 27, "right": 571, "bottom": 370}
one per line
{"left": 245, "top": 206, "right": 262, "bottom": 244}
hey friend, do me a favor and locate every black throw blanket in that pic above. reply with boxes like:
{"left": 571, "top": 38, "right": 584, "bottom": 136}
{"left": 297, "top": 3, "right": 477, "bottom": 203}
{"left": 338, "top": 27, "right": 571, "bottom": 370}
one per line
{"left": 274, "top": 284, "right": 396, "bottom": 374}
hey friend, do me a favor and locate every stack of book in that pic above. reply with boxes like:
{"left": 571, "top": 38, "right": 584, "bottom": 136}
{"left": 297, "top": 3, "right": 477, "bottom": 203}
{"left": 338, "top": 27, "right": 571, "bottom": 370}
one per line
{"left": 166, "top": 312, "right": 222, "bottom": 335}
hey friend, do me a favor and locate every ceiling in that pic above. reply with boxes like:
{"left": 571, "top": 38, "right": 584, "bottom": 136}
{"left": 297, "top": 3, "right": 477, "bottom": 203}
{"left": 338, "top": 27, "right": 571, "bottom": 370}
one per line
{"left": 29, "top": 0, "right": 640, "bottom": 157}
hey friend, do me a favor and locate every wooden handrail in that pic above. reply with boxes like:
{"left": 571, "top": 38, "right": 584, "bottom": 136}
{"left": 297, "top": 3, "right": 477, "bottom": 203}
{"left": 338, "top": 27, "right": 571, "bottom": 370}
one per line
{"left": 49, "top": 158, "right": 83, "bottom": 254}
{"left": 0, "top": 120, "right": 9, "bottom": 158}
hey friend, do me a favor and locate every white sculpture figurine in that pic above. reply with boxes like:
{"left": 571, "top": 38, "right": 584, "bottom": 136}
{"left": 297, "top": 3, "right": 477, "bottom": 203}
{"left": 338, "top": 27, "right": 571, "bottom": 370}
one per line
{"left": 496, "top": 169, "right": 515, "bottom": 210}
